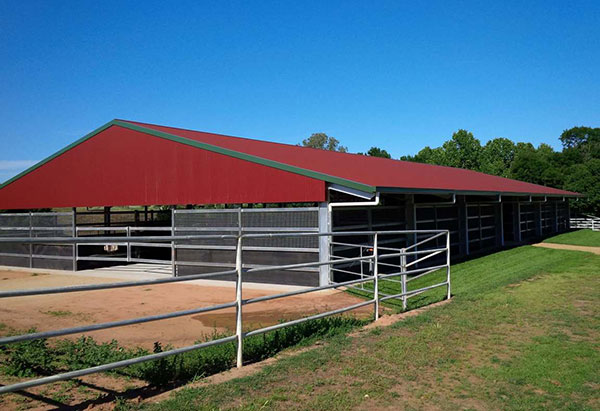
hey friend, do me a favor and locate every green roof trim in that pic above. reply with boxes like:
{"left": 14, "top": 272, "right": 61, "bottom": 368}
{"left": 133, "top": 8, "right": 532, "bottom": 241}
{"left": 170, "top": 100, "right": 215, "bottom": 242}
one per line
{"left": 0, "top": 119, "right": 376, "bottom": 194}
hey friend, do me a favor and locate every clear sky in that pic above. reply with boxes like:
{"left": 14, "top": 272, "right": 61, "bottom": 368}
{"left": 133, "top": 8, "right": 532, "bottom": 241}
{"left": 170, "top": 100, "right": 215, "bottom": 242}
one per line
{"left": 1, "top": 0, "right": 598, "bottom": 182}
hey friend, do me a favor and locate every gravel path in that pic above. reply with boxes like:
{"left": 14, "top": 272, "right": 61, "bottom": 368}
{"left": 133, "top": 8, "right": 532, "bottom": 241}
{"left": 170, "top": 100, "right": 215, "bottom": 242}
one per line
{"left": 533, "top": 242, "right": 600, "bottom": 255}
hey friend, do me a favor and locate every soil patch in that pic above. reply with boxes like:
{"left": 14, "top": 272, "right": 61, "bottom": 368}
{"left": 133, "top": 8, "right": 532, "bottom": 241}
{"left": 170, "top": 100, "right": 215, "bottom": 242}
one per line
{"left": 0, "top": 269, "right": 371, "bottom": 349}
{"left": 534, "top": 242, "right": 600, "bottom": 255}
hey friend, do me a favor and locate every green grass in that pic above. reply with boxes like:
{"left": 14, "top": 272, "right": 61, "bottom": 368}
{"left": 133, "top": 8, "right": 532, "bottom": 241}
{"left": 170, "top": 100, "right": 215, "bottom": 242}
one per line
{"left": 140, "top": 246, "right": 600, "bottom": 411}
{"left": 543, "top": 229, "right": 600, "bottom": 247}
{"left": 0, "top": 317, "right": 364, "bottom": 387}
{"left": 42, "top": 310, "right": 73, "bottom": 317}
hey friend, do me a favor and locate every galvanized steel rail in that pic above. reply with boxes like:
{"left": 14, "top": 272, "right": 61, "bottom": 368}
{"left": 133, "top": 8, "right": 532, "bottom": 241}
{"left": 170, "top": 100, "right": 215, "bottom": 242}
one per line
{"left": 0, "top": 229, "right": 450, "bottom": 394}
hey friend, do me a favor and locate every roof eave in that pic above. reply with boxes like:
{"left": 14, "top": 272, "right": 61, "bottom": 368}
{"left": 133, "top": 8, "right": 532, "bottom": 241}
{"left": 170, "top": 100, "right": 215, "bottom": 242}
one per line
{"left": 376, "top": 186, "right": 582, "bottom": 198}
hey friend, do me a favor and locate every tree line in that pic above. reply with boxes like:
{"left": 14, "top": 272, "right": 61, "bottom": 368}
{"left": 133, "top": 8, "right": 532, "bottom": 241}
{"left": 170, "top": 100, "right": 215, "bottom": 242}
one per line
{"left": 300, "top": 127, "right": 599, "bottom": 215}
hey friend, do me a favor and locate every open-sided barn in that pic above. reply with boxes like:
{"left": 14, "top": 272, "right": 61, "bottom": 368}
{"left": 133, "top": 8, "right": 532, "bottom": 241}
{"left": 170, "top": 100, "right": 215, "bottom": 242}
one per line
{"left": 0, "top": 120, "right": 579, "bottom": 286}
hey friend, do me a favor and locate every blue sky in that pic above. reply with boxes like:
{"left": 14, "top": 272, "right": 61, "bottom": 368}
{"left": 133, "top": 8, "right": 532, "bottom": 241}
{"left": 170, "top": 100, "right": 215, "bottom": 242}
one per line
{"left": 1, "top": 0, "right": 599, "bottom": 182}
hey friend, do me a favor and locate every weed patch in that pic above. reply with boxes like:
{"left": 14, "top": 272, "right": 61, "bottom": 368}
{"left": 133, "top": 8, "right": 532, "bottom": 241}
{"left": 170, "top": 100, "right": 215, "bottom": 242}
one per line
{"left": 0, "top": 316, "right": 364, "bottom": 387}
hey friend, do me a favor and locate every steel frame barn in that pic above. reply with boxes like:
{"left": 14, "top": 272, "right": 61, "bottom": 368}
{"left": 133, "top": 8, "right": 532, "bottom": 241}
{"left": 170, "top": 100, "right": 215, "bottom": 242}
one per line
{"left": 0, "top": 120, "right": 580, "bottom": 286}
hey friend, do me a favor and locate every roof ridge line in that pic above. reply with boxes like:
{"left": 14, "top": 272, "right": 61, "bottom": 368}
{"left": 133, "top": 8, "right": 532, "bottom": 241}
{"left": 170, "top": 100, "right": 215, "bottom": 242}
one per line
{"left": 0, "top": 119, "right": 375, "bottom": 194}
{"left": 113, "top": 120, "right": 375, "bottom": 194}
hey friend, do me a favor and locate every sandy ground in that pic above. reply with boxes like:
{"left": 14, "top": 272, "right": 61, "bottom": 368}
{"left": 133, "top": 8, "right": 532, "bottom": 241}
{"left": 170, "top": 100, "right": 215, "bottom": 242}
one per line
{"left": 0, "top": 269, "right": 371, "bottom": 349}
{"left": 533, "top": 242, "right": 600, "bottom": 255}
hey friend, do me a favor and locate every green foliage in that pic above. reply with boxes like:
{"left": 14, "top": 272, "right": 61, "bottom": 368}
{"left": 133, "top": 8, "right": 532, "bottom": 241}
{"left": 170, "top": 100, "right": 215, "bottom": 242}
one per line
{"left": 479, "top": 138, "right": 515, "bottom": 177}
{"left": 441, "top": 129, "right": 482, "bottom": 169}
{"left": 359, "top": 147, "right": 392, "bottom": 158}
{"left": 404, "top": 126, "right": 600, "bottom": 215}
{"left": 408, "top": 130, "right": 482, "bottom": 170}
{"left": 300, "top": 133, "right": 347, "bottom": 152}
{"left": 56, "top": 336, "right": 143, "bottom": 370}
{"left": 1, "top": 329, "right": 55, "bottom": 377}
{"left": 563, "top": 159, "right": 600, "bottom": 214}
{"left": 0, "top": 317, "right": 364, "bottom": 387}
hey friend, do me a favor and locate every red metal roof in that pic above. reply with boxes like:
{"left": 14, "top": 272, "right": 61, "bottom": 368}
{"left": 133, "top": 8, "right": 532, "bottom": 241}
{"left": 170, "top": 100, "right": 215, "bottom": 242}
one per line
{"left": 0, "top": 125, "right": 325, "bottom": 209}
{"left": 0, "top": 119, "right": 578, "bottom": 209}
{"left": 126, "top": 120, "right": 577, "bottom": 197}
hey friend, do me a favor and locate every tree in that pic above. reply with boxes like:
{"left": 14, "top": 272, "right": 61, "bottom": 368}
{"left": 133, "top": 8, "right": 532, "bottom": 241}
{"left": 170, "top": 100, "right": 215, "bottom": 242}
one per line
{"left": 479, "top": 138, "right": 516, "bottom": 177}
{"left": 560, "top": 126, "right": 600, "bottom": 150}
{"left": 441, "top": 129, "right": 482, "bottom": 170}
{"left": 564, "top": 159, "right": 600, "bottom": 215}
{"left": 359, "top": 147, "right": 391, "bottom": 158}
{"left": 300, "top": 133, "right": 347, "bottom": 152}
{"left": 407, "top": 146, "right": 447, "bottom": 165}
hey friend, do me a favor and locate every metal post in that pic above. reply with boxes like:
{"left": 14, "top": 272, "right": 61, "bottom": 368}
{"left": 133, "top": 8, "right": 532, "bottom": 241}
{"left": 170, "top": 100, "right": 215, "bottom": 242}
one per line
{"left": 497, "top": 202, "right": 504, "bottom": 247}
{"left": 553, "top": 202, "right": 558, "bottom": 233}
{"left": 318, "top": 202, "right": 331, "bottom": 286}
{"left": 235, "top": 235, "right": 244, "bottom": 368}
{"left": 29, "top": 212, "right": 33, "bottom": 268}
{"left": 457, "top": 195, "right": 468, "bottom": 257}
{"left": 126, "top": 226, "right": 131, "bottom": 263}
{"left": 534, "top": 202, "right": 542, "bottom": 238}
{"left": 72, "top": 208, "right": 77, "bottom": 271}
{"left": 446, "top": 231, "right": 451, "bottom": 300}
{"left": 566, "top": 199, "right": 571, "bottom": 230}
{"left": 171, "top": 209, "right": 176, "bottom": 276}
{"left": 400, "top": 248, "right": 407, "bottom": 310}
{"left": 516, "top": 202, "right": 522, "bottom": 242}
{"left": 373, "top": 233, "right": 379, "bottom": 321}
{"left": 464, "top": 202, "right": 470, "bottom": 255}
{"left": 360, "top": 246, "right": 364, "bottom": 289}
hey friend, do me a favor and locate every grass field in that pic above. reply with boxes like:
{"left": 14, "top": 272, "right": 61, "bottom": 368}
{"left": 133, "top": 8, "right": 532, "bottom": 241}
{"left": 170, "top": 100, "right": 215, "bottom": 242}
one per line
{"left": 543, "top": 229, "right": 600, "bottom": 247}
{"left": 139, "top": 245, "right": 600, "bottom": 411}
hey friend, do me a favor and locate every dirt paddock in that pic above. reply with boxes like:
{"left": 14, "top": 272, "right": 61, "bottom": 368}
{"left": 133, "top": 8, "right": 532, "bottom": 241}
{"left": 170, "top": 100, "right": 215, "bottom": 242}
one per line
{"left": 0, "top": 268, "right": 372, "bottom": 349}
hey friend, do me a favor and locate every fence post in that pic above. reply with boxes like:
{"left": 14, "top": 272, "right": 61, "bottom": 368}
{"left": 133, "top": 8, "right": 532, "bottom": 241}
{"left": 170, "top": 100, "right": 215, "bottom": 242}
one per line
{"left": 360, "top": 246, "right": 364, "bottom": 289}
{"left": 400, "top": 248, "right": 407, "bottom": 311}
{"left": 71, "top": 209, "right": 77, "bottom": 271}
{"left": 126, "top": 226, "right": 131, "bottom": 263}
{"left": 171, "top": 209, "right": 176, "bottom": 277}
{"left": 373, "top": 233, "right": 379, "bottom": 321}
{"left": 235, "top": 235, "right": 244, "bottom": 368}
{"left": 29, "top": 212, "right": 33, "bottom": 269}
{"left": 446, "top": 230, "right": 451, "bottom": 300}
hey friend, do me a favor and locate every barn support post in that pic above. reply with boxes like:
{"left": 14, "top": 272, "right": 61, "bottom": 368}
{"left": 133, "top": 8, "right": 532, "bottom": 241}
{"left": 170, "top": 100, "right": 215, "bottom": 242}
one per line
{"left": 553, "top": 201, "right": 559, "bottom": 233}
{"left": 566, "top": 199, "right": 571, "bottom": 230}
{"left": 514, "top": 202, "right": 522, "bottom": 242}
{"left": 495, "top": 201, "right": 504, "bottom": 247}
{"left": 235, "top": 235, "right": 244, "bottom": 368}
{"left": 534, "top": 202, "right": 542, "bottom": 238}
{"left": 126, "top": 226, "right": 131, "bottom": 263}
{"left": 318, "top": 202, "right": 330, "bottom": 286}
{"left": 103, "top": 206, "right": 111, "bottom": 227}
{"left": 28, "top": 212, "right": 33, "bottom": 268}
{"left": 171, "top": 208, "right": 176, "bottom": 277}
{"left": 457, "top": 196, "right": 469, "bottom": 256}
{"left": 373, "top": 232, "right": 379, "bottom": 321}
{"left": 404, "top": 194, "right": 416, "bottom": 247}
{"left": 72, "top": 208, "right": 77, "bottom": 271}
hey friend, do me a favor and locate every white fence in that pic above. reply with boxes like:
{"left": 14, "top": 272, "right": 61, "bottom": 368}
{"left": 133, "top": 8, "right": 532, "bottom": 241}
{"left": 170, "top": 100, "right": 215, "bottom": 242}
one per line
{"left": 0, "top": 229, "right": 450, "bottom": 394}
{"left": 570, "top": 215, "right": 600, "bottom": 231}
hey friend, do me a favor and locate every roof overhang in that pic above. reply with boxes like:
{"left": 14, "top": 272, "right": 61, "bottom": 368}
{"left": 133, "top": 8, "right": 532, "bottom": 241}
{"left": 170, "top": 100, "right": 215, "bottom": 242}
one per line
{"left": 376, "top": 186, "right": 582, "bottom": 198}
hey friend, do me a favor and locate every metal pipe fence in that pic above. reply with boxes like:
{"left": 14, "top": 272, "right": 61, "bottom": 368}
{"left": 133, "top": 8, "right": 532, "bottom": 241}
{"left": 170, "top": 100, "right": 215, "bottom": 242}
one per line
{"left": 0, "top": 229, "right": 450, "bottom": 395}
